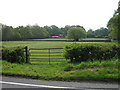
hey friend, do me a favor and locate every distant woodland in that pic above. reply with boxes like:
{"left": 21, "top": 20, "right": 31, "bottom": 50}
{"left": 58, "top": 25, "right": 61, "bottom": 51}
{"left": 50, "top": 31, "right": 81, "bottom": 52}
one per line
{"left": 0, "top": 24, "right": 109, "bottom": 41}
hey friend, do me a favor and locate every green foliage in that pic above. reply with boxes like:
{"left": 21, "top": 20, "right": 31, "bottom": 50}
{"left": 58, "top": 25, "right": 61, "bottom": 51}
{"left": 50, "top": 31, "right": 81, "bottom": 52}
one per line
{"left": 67, "top": 27, "right": 87, "bottom": 41}
{"left": 87, "top": 29, "right": 95, "bottom": 38}
{"left": 1, "top": 23, "right": 110, "bottom": 41}
{"left": 2, "top": 47, "right": 28, "bottom": 63}
{"left": 107, "top": 5, "right": 120, "bottom": 42}
{"left": 64, "top": 43, "right": 119, "bottom": 62}
{"left": 2, "top": 25, "right": 49, "bottom": 41}
{"left": 2, "top": 26, "right": 15, "bottom": 41}
{"left": 87, "top": 28, "right": 109, "bottom": 38}
{"left": 60, "top": 25, "right": 70, "bottom": 37}
{"left": 31, "top": 25, "right": 49, "bottom": 39}
{"left": 94, "top": 27, "right": 109, "bottom": 38}
{"left": 1, "top": 59, "right": 119, "bottom": 82}
{"left": 108, "top": 15, "right": 120, "bottom": 41}
{"left": 44, "top": 25, "right": 62, "bottom": 36}
{"left": 1, "top": 23, "right": 111, "bottom": 41}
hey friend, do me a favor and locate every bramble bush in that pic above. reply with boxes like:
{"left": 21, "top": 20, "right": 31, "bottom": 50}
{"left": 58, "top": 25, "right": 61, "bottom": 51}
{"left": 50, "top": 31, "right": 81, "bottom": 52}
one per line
{"left": 64, "top": 43, "right": 119, "bottom": 62}
{"left": 2, "top": 46, "right": 28, "bottom": 63}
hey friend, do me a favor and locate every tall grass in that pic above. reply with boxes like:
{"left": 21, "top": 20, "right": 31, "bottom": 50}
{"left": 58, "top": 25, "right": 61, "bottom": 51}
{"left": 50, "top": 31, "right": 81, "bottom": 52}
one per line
{"left": 1, "top": 59, "right": 119, "bottom": 82}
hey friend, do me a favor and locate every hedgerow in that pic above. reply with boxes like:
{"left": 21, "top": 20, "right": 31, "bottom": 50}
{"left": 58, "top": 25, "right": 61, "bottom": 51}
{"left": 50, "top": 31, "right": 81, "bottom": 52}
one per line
{"left": 64, "top": 43, "right": 119, "bottom": 62}
{"left": 2, "top": 46, "right": 28, "bottom": 63}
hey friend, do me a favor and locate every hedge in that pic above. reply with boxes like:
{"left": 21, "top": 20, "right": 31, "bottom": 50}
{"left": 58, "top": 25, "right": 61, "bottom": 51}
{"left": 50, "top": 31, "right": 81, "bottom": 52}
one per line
{"left": 64, "top": 43, "right": 119, "bottom": 62}
{"left": 2, "top": 46, "right": 29, "bottom": 63}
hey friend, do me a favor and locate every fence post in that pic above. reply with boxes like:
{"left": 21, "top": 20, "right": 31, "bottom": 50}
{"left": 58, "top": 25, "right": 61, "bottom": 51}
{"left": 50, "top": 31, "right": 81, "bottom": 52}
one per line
{"left": 25, "top": 46, "right": 29, "bottom": 63}
{"left": 49, "top": 48, "right": 50, "bottom": 64}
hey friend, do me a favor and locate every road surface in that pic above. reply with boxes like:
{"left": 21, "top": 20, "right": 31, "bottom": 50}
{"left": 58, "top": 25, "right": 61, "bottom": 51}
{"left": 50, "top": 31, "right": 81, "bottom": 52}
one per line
{"left": 0, "top": 76, "right": 119, "bottom": 90}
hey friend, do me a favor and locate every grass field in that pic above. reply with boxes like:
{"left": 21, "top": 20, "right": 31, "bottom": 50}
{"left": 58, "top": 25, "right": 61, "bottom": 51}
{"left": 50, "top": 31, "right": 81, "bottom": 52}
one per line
{"left": 1, "top": 40, "right": 119, "bottom": 82}
{"left": 2, "top": 41, "right": 68, "bottom": 48}
{"left": 29, "top": 38, "right": 109, "bottom": 40}
{"left": 2, "top": 41, "right": 113, "bottom": 48}
{"left": 2, "top": 41, "right": 70, "bottom": 63}
{"left": 1, "top": 40, "right": 116, "bottom": 63}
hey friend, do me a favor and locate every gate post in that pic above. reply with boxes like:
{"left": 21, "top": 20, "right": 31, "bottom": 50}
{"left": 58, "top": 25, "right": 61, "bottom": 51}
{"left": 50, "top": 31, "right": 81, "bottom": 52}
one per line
{"left": 25, "top": 46, "right": 29, "bottom": 63}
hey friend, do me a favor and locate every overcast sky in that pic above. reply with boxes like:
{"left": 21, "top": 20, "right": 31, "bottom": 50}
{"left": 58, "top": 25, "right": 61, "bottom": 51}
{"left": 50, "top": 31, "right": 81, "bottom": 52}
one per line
{"left": 0, "top": 0, "right": 119, "bottom": 30}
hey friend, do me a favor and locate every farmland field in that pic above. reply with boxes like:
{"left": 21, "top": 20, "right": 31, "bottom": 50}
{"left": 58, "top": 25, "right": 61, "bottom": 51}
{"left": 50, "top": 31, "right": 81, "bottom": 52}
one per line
{"left": 26, "top": 38, "right": 108, "bottom": 41}
{"left": 2, "top": 41, "right": 69, "bottom": 63}
{"left": 1, "top": 40, "right": 119, "bottom": 82}
{"left": 1, "top": 40, "right": 116, "bottom": 64}
{"left": 2, "top": 40, "right": 113, "bottom": 48}
{"left": 2, "top": 41, "right": 69, "bottom": 48}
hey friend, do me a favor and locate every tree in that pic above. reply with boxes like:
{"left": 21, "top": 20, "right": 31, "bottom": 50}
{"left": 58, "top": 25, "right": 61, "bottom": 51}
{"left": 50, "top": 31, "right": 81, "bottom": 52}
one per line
{"left": 1, "top": 24, "right": 49, "bottom": 41}
{"left": 87, "top": 29, "right": 95, "bottom": 38}
{"left": 2, "top": 25, "right": 15, "bottom": 41}
{"left": 67, "top": 27, "right": 86, "bottom": 41}
{"left": 0, "top": 23, "right": 3, "bottom": 40}
{"left": 44, "top": 25, "right": 62, "bottom": 36}
{"left": 94, "top": 27, "right": 109, "bottom": 38}
{"left": 15, "top": 26, "right": 26, "bottom": 40}
{"left": 31, "top": 25, "right": 49, "bottom": 39}
{"left": 107, "top": 1, "right": 120, "bottom": 42}
{"left": 108, "top": 15, "right": 120, "bottom": 41}
{"left": 60, "top": 25, "right": 71, "bottom": 37}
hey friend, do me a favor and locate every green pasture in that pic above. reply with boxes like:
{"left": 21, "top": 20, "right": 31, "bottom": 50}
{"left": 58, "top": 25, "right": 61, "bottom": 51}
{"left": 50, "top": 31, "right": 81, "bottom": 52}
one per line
{"left": 1, "top": 40, "right": 119, "bottom": 82}
{"left": 1, "top": 41, "right": 65, "bottom": 63}
{"left": 27, "top": 38, "right": 108, "bottom": 41}
{"left": 2, "top": 41, "right": 112, "bottom": 48}
{"left": 2, "top": 41, "right": 69, "bottom": 63}
{"left": 1, "top": 40, "right": 115, "bottom": 64}
{"left": 2, "top": 41, "right": 68, "bottom": 48}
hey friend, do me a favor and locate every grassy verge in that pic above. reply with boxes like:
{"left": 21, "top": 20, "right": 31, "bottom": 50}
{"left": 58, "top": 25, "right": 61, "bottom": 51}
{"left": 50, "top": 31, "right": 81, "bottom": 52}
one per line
{"left": 1, "top": 59, "right": 119, "bottom": 83}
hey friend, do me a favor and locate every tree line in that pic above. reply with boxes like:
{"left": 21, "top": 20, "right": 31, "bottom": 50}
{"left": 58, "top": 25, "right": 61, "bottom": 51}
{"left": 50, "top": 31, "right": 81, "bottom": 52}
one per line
{"left": 1, "top": 25, "right": 49, "bottom": 41}
{"left": 0, "top": 24, "right": 110, "bottom": 41}
{"left": 87, "top": 27, "right": 109, "bottom": 38}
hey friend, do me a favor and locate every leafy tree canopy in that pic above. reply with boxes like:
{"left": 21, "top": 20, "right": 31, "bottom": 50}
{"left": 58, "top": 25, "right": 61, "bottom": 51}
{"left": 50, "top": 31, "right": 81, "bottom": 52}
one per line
{"left": 67, "top": 26, "right": 86, "bottom": 41}
{"left": 107, "top": 1, "right": 120, "bottom": 42}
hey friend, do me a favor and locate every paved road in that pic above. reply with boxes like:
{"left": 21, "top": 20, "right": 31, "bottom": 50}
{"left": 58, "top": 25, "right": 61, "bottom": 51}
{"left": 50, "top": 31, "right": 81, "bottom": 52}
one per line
{"left": 0, "top": 76, "right": 119, "bottom": 90}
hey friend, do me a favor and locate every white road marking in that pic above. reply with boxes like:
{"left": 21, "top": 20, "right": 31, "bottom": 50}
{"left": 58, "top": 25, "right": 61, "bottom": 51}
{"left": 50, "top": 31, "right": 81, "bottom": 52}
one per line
{"left": 0, "top": 81, "right": 74, "bottom": 89}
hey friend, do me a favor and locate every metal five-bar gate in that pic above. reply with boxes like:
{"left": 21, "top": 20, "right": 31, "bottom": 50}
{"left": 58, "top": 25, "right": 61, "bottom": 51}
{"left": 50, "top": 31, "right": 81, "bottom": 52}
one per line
{"left": 29, "top": 48, "right": 66, "bottom": 64}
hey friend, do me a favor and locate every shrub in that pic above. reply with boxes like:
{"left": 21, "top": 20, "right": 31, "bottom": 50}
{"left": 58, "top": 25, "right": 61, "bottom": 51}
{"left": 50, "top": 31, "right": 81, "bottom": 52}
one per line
{"left": 64, "top": 43, "right": 119, "bottom": 63}
{"left": 2, "top": 46, "right": 28, "bottom": 63}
